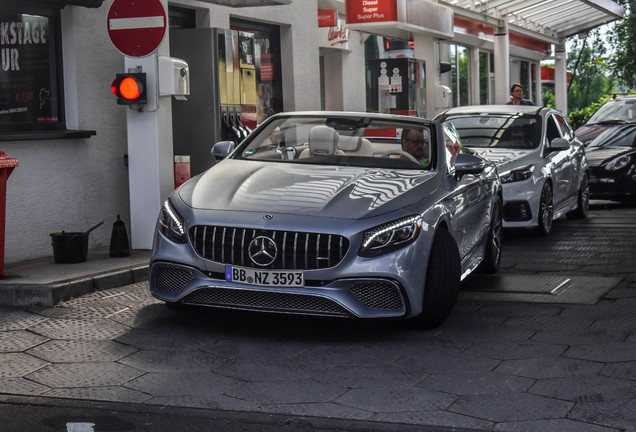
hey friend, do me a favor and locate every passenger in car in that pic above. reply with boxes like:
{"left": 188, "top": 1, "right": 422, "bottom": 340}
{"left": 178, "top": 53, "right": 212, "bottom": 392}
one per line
{"left": 401, "top": 128, "right": 430, "bottom": 165}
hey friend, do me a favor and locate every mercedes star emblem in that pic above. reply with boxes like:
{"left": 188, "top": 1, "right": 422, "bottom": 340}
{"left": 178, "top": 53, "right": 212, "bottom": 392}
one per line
{"left": 248, "top": 236, "right": 278, "bottom": 266}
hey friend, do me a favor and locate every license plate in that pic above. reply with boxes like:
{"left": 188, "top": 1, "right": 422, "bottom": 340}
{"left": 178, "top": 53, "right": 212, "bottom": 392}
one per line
{"left": 225, "top": 265, "right": 304, "bottom": 287}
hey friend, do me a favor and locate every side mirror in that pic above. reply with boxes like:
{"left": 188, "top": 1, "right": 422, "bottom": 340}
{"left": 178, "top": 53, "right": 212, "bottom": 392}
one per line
{"left": 212, "top": 141, "right": 236, "bottom": 162}
{"left": 454, "top": 153, "right": 485, "bottom": 177}
{"left": 549, "top": 137, "right": 570, "bottom": 151}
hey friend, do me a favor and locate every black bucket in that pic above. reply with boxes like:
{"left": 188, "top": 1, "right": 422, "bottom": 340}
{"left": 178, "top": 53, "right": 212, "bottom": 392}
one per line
{"left": 50, "top": 232, "right": 89, "bottom": 264}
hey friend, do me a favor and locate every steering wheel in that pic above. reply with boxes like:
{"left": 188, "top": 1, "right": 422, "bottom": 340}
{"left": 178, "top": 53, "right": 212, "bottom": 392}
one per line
{"left": 382, "top": 149, "right": 420, "bottom": 164}
{"left": 275, "top": 146, "right": 297, "bottom": 160}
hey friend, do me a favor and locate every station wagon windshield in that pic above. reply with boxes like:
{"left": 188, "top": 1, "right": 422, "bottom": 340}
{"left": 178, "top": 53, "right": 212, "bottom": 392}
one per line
{"left": 443, "top": 113, "right": 540, "bottom": 149}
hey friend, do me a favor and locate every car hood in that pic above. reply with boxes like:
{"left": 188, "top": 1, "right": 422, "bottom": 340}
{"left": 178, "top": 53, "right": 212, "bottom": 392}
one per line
{"left": 585, "top": 146, "right": 635, "bottom": 167}
{"left": 178, "top": 160, "right": 438, "bottom": 219}
{"left": 467, "top": 148, "right": 534, "bottom": 171}
{"left": 575, "top": 124, "right": 610, "bottom": 144}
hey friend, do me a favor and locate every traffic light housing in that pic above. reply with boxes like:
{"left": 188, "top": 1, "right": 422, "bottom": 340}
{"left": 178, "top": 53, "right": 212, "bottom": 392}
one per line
{"left": 111, "top": 73, "right": 146, "bottom": 105}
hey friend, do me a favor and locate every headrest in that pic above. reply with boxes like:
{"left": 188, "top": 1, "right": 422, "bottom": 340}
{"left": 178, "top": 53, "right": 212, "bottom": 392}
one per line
{"left": 309, "top": 126, "right": 339, "bottom": 155}
{"left": 337, "top": 135, "right": 362, "bottom": 152}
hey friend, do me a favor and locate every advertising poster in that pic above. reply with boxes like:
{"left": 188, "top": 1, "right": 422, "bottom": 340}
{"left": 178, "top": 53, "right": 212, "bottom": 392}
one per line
{"left": 0, "top": 12, "right": 58, "bottom": 127}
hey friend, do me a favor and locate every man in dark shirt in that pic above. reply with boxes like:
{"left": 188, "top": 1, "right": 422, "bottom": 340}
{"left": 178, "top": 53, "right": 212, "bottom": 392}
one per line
{"left": 506, "top": 83, "right": 534, "bottom": 106}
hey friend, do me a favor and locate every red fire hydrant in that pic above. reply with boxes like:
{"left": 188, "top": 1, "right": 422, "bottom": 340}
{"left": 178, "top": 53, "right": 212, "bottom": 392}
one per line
{"left": 0, "top": 152, "right": 18, "bottom": 277}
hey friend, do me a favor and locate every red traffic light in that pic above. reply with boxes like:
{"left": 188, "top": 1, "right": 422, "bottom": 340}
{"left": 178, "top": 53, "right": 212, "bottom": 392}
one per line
{"left": 111, "top": 73, "right": 146, "bottom": 105}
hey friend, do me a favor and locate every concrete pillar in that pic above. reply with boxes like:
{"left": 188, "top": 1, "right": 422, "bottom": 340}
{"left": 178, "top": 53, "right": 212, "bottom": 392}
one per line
{"left": 534, "top": 61, "right": 543, "bottom": 106}
{"left": 554, "top": 41, "right": 568, "bottom": 114}
{"left": 413, "top": 33, "right": 437, "bottom": 118}
{"left": 493, "top": 21, "right": 510, "bottom": 104}
{"left": 125, "top": 0, "right": 175, "bottom": 250}
{"left": 471, "top": 47, "right": 480, "bottom": 105}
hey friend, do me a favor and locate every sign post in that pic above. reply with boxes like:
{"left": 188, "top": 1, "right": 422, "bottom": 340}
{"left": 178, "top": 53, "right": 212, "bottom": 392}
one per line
{"left": 107, "top": 0, "right": 174, "bottom": 251}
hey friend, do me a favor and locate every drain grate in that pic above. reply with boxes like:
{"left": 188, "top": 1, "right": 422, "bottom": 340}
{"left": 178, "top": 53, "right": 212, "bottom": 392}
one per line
{"left": 465, "top": 275, "right": 572, "bottom": 294}
{"left": 461, "top": 275, "right": 622, "bottom": 304}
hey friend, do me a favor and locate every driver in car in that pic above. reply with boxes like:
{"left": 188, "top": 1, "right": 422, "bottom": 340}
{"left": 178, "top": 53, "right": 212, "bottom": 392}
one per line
{"left": 401, "top": 128, "right": 430, "bottom": 166}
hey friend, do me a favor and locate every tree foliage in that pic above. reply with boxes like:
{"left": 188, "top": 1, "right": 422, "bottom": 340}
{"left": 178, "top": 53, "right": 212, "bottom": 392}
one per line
{"left": 607, "top": 0, "right": 636, "bottom": 89}
{"left": 558, "top": 1, "right": 634, "bottom": 127}
{"left": 566, "top": 32, "right": 616, "bottom": 112}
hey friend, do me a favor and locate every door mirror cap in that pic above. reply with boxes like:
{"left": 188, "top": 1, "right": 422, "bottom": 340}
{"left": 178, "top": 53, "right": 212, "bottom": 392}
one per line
{"left": 549, "top": 137, "right": 570, "bottom": 151}
{"left": 454, "top": 153, "right": 485, "bottom": 176}
{"left": 212, "top": 141, "right": 236, "bottom": 161}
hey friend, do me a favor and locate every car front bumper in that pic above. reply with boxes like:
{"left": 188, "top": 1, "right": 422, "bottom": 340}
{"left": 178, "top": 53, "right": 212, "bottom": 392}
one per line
{"left": 500, "top": 180, "right": 541, "bottom": 228}
{"left": 149, "top": 260, "right": 409, "bottom": 319}
{"left": 589, "top": 167, "right": 636, "bottom": 202}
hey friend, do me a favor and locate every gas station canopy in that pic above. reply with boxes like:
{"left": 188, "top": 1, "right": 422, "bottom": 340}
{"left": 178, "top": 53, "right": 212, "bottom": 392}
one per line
{"left": 183, "top": 0, "right": 291, "bottom": 5}
{"left": 442, "top": 0, "right": 625, "bottom": 42}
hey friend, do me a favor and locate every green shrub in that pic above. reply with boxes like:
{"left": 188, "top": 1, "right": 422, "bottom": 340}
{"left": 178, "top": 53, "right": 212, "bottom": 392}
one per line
{"left": 568, "top": 94, "right": 613, "bottom": 129}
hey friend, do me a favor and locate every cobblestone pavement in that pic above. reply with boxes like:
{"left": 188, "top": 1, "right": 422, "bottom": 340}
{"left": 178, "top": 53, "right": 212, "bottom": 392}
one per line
{"left": 0, "top": 204, "right": 634, "bottom": 432}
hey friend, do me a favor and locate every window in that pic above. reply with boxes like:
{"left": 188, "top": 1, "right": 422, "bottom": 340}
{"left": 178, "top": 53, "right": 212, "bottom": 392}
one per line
{"left": 441, "top": 42, "right": 471, "bottom": 107}
{"left": 546, "top": 115, "right": 562, "bottom": 144}
{"left": 479, "top": 51, "right": 494, "bottom": 105}
{"left": 0, "top": 7, "right": 64, "bottom": 133}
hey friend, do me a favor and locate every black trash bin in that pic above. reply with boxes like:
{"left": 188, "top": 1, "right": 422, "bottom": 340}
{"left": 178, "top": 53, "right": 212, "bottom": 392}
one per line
{"left": 50, "top": 232, "right": 89, "bottom": 263}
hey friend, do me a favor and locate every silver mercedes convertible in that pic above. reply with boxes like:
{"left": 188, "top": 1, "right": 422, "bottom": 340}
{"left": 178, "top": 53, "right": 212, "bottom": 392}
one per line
{"left": 149, "top": 112, "right": 502, "bottom": 328}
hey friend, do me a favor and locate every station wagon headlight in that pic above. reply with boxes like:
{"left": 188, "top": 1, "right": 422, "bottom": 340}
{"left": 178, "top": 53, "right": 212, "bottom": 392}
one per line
{"left": 360, "top": 216, "right": 422, "bottom": 257}
{"left": 500, "top": 165, "right": 534, "bottom": 184}
{"left": 158, "top": 199, "right": 187, "bottom": 243}
{"left": 606, "top": 154, "right": 632, "bottom": 171}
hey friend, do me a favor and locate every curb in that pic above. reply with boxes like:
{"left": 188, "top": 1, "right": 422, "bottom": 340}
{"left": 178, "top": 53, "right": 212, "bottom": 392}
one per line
{"left": 0, "top": 264, "right": 149, "bottom": 307}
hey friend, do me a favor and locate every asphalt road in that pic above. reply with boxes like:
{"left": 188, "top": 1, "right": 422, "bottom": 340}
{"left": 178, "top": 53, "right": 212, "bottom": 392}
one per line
{"left": 0, "top": 202, "right": 634, "bottom": 432}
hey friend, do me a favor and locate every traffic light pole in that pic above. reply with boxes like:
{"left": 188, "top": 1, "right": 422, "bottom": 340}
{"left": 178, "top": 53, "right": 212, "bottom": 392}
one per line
{"left": 124, "top": 31, "right": 174, "bottom": 250}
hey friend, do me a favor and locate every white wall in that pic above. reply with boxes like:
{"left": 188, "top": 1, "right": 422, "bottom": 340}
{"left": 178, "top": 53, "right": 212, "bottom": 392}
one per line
{"left": 3, "top": 4, "right": 129, "bottom": 264}
{"left": 341, "top": 30, "right": 366, "bottom": 112}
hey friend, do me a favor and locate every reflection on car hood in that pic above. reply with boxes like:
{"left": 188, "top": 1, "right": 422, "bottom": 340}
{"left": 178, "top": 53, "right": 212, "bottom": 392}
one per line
{"left": 575, "top": 124, "right": 610, "bottom": 144}
{"left": 585, "top": 146, "right": 635, "bottom": 167}
{"left": 179, "top": 160, "right": 438, "bottom": 219}
{"left": 467, "top": 148, "right": 533, "bottom": 169}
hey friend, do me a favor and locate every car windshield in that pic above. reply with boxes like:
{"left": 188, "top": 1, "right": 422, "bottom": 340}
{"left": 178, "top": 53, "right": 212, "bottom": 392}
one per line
{"left": 587, "top": 99, "right": 636, "bottom": 124}
{"left": 441, "top": 113, "right": 540, "bottom": 149}
{"left": 233, "top": 115, "right": 435, "bottom": 170}
{"left": 587, "top": 125, "right": 636, "bottom": 148}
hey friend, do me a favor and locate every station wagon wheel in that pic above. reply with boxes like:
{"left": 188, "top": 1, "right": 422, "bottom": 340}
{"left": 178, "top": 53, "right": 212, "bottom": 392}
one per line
{"left": 409, "top": 228, "right": 461, "bottom": 329}
{"left": 566, "top": 173, "right": 590, "bottom": 219}
{"left": 480, "top": 197, "right": 502, "bottom": 274}
{"left": 536, "top": 182, "right": 554, "bottom": 236}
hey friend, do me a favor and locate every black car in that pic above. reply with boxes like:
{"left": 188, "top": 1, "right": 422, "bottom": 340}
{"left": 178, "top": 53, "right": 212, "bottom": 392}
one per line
{"left": 575, "top": 93, "right": 636, "bottom": 145}
{"left": 585, "top": 124, "right": 636, "bottom": 203}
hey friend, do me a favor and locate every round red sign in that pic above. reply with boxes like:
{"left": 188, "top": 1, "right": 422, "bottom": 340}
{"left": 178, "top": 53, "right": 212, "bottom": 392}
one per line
{"left": 107, "top": 0, "right": 167, "bottom": 57}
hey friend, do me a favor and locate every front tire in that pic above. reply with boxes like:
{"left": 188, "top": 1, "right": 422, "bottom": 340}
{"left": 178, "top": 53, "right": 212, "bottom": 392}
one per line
{"left": 536, "top": 182, "right": 554, "bottom": 236}
{"left": 410, "top": 228, "right": 461, "bottom": 329}
{"left": 566, "top": 173, "right": 589, "bottom": 219}
{"left": 480, "top": 197, "right": 502, "bottom": 274}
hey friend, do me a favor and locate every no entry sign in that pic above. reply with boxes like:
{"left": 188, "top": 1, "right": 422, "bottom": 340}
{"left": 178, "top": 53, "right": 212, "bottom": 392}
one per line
{"left": 107, "top": 0, "right": 167, "bottom": 57}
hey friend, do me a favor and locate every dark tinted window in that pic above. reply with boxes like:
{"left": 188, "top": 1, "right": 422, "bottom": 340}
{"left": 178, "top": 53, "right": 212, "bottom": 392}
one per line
{"left": 588, "top": 125, "right": 636, "bottom": 148}
{"left": 442, "top": 113, "right": 540, "bottom": 149}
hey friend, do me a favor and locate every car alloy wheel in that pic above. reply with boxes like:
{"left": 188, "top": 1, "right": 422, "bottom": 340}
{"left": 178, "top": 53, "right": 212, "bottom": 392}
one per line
{"left": 410, "top": 228, "right": 461, "bottom": 329}
{"left": 536, "top": 182, "right": 554, "bottom": 236}
{"left": 480, "top": 197, "right": 502, "bottom": 274}
{"left": 567, "top": 174, "right": 589, "bottom": 219}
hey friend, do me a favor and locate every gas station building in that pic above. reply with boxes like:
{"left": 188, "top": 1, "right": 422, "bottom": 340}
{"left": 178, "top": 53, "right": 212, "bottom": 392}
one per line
{"left": 0, "top": 0, "right": 624, "bottom": 264}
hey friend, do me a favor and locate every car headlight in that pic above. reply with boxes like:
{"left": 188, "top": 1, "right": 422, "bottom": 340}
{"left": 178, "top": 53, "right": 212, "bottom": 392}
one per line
{"left": 499, "top": 165, "right": 534, "bottom": 184}
{"left": 605, "top": 154, "right": 632, "bottom": 171}
{"left": 359, "top": 215, "right": 421, "bottom": 257}
{"left": 158, "top": 199, "right": 187, "bottom": 243}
